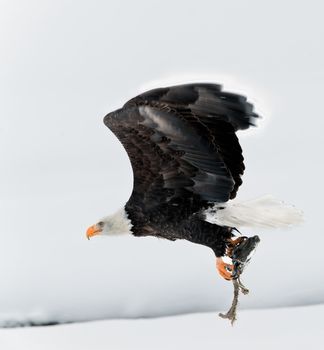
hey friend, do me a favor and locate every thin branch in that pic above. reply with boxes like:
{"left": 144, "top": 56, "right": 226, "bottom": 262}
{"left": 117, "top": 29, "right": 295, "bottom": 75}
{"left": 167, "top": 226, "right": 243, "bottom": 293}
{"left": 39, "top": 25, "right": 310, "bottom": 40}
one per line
{"left": 218, "top": 278, "right": 249, "bottom": 325}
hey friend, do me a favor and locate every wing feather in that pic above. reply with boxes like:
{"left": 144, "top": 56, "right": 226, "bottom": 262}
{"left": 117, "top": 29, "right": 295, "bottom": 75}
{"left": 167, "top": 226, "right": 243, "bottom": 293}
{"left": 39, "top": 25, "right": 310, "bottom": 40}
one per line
{"left": 104, "top": 83, "right": 259, "bottom": 219}
{"left": 123, "top": 83, "right": 258, "bottom": 199}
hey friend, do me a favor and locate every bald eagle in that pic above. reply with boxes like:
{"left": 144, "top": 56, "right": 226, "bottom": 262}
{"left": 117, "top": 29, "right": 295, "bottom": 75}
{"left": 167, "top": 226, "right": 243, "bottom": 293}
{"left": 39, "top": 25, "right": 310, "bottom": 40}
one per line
{"left": 87, "top": 83, "right": 302, "bottom": 283}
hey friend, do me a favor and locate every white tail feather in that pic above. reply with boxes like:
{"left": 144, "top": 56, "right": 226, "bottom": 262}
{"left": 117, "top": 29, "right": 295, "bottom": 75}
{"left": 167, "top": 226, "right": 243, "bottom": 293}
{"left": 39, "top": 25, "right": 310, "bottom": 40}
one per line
{"left": 204, "top": 195, "right": 303, "bottom": 229}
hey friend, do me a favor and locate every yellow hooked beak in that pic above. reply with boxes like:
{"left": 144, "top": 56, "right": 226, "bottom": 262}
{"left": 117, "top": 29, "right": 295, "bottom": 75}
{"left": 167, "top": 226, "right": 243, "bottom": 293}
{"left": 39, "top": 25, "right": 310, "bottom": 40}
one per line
{"left": 86, "top": 224, "right": 103, "bottom": 240}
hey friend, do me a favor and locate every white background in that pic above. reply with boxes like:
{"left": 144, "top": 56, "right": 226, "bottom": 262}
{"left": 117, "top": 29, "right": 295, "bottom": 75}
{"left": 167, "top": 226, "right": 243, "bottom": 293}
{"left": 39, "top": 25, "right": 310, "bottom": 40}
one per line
{"left": 0, "top": 0, "right": 323, "bottom": 326}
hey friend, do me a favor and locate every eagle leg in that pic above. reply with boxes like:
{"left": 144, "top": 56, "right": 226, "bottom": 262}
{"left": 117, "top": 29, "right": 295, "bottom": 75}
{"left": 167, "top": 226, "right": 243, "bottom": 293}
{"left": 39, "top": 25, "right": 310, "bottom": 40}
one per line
{"left": 225, "top": 236, "right": 247, "bottom": 258}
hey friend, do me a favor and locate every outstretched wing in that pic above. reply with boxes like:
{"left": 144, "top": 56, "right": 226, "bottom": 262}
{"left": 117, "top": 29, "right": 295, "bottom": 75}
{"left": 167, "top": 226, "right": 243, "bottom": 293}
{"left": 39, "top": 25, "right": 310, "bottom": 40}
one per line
{"left": 124, "top": 83, "right": 259, "bottom": 199}
{"left": 104, "top": 83, "right": 259, "bottom": 222}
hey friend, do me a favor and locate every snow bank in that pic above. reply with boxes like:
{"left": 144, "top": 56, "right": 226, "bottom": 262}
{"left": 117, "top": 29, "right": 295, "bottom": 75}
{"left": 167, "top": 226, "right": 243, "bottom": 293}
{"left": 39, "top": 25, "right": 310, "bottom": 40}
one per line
{"left": 1, "top": 305, "right": 323, "bottom": 350}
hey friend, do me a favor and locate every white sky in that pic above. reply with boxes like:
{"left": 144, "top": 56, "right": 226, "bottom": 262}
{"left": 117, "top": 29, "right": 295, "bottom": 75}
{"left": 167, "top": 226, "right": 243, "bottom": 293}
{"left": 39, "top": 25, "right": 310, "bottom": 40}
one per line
{"left": 0, "top": 0, "right": 323, "bottom": 325}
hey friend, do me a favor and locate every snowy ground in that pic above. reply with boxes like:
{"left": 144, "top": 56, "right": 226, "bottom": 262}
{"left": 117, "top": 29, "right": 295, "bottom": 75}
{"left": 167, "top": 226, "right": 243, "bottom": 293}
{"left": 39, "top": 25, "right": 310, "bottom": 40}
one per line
{"left": 1, "top": 305, "right": 323, "bottom": 350}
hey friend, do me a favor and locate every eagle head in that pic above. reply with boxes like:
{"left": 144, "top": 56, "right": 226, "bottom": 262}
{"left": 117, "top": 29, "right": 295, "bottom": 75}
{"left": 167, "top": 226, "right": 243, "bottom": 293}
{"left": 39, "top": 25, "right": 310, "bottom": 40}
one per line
{"left": 86, "top": 208, "right": 132, "bottom": 239}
